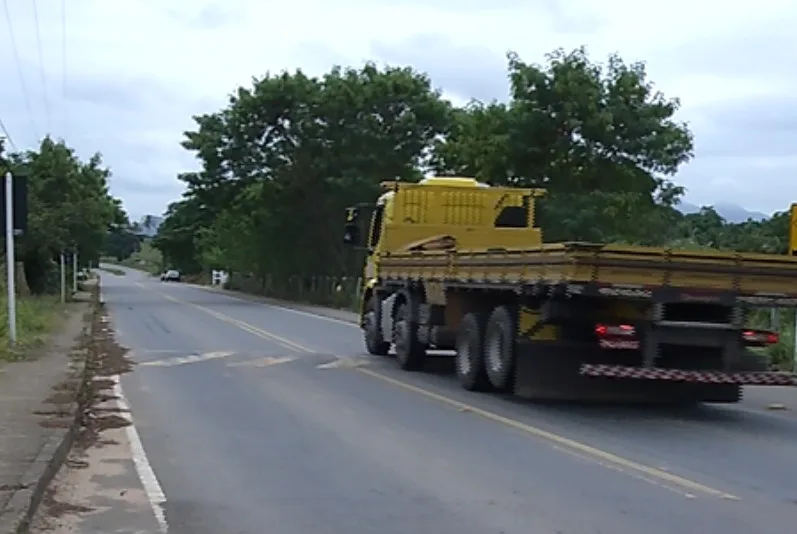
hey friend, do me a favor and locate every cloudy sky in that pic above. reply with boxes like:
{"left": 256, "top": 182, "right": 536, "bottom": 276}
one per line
{"left": 0, "top": 0, "right": 794, "bottom": 221}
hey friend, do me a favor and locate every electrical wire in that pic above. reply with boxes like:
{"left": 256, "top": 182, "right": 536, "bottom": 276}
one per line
{"left": 0, "top": 117, "right": 17, "bottom": 152}
{"left": 31, "top": 0, "right": 52, "bottom": 135}
{"left": 1, "top": 0, "right": 39, "bottom": 142}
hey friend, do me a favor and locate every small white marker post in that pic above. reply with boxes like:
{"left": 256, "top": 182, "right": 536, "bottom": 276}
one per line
{"left": 4, "top": 171, "right": 16, "bottom": 347}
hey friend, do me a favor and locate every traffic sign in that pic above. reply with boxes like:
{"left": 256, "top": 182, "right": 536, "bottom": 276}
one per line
{"left": 0, "top": 174, "right": 27, "bottom": 235}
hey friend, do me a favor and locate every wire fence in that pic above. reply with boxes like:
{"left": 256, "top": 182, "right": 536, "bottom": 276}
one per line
{"left": 225, "top": 273, "right": 363, "bottom": 312}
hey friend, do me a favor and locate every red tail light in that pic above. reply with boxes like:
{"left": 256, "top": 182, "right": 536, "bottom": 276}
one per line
{"left": 595, "top": 324, "right": 636, "bottom": 337}
{"left": 595, "top": 324, "right": 639, "bottom": 350}
{"left": 742, "top": 329, "right": 779, "bottom": 346}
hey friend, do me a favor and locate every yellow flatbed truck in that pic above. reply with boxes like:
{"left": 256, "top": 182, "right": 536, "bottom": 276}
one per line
{"left": 342, "top": 177, "right": 797, "bottom": 403}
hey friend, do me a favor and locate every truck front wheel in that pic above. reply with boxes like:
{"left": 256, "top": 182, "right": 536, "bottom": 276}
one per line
{"left": 456, "top": 312, "right": 491, "bottom": 391}
{"left": 393, "top": 302, "right": 426, "bottom": 370}
{"left": 363, "top": 298, "right": 390, "bottom": 356}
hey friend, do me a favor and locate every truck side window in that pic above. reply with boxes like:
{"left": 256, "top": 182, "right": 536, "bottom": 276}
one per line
{"left": 369, "top": 205, "right": 385, "bottom": 249}
{"left": 494, "top": 206, "right": 529, "bottom": 228}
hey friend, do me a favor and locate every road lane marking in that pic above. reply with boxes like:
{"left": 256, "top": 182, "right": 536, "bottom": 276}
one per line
{"left": 136, "top": 283, "right": 315, "bottom": 353}
{"left": 137, "top": 282, "right": 740, "bottom": 501}
{"left": 356, "top": 367, "right": 740, "bottom": 501}
{"left": 140, "top": 351, "right": 236, "bottom": 368}
{"left": 111, "top": 375, "right": 168, "bottom": 533}
{"left": 228, "top": 356, "right": 296, "bottom": 368}
{"left": 548, "top": 443, "right": 696, "bottom": 499}
{"left": 316, "top": 355, "right": 371, "bottom": 369}
{"left": 184, "top": 283, "right": 360, "bottom": 328}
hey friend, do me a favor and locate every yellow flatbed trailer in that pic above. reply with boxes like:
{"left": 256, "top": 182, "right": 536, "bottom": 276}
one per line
{"left": 343, "top": 177, "right": 797, "bottom": 403}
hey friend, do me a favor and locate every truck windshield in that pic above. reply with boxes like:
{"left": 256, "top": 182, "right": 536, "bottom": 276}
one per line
{"left": 368, "top": 205, "right": 385, "bottom": 250}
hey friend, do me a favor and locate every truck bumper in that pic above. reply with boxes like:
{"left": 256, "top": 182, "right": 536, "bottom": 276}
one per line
{"left": 580, "top": 364, "right": 797, "bottom": 386}
{"left": 511, "top": 340, "right": 794, "bottom": 404}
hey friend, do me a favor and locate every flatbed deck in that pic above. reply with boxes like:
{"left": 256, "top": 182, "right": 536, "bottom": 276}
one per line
{"left": 379, "top": 242, "right": 797, "bottom": 305}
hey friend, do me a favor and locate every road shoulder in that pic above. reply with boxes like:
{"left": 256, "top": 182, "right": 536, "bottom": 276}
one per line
{"left": 0, "top": 287, "right": 95, "bottom": 534}
{"left": 29, "top": 286, "right": 163, "bottom": 533}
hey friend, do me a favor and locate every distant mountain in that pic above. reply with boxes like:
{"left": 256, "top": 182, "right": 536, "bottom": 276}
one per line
{"left": 675, "top": 202, "right": 768, "bottom": 223}
{"left": 133, "top": 215, "right": 164, "bottom": 237}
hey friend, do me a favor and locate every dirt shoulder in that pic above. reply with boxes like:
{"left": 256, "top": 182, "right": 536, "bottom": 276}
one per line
{"left": 0, "top": 285, "right": 96, "bottom": 534}
{"left": 29, "top": 289, "right": 139, "bottom": 533}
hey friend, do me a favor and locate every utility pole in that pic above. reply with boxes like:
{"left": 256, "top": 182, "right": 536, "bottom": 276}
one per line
{"left": 4, "top": 172, "right": 16, "bottom": 346}
{"left": 72, "top": 249, "right": 78, "bottom": 293}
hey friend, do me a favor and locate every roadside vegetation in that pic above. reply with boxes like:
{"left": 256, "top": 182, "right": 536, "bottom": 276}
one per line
{"left": 148, "top": 46, "right": 794, "bottom": 368}
{"left": 0, "top": 294, "right": 63, "bottom": 360}
{"left": 102, "top": 239, "right": 162, "bottom": 274}
{"left": 0, "top": 138, "right": 130, "bottom": 357}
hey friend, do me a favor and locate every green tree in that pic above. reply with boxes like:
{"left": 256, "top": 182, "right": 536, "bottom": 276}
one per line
{"left": 2, "top": 137, "right": 125, "bottom": 293}
{"left": 432, "top": 47, "right": 694, "bottom": 245}
{"left": 155, "top": 63, "right": 450, "bottom": 279}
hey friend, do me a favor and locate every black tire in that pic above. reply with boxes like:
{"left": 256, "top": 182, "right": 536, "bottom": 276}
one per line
{"left": 363, "top": 298, "right": 390, "bottom": 356}
{"left": 484, "top": 305, "right": 516, "bottom": 392}
{"left": 393, "top": 301, "right": 426, "bottom": 371}
{"left": 456, "top": 312, "right": 491, "bottom": 391}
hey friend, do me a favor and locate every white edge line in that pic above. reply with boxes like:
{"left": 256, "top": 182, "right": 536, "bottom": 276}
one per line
{"left": 188, "top": 283, "right": 359, "bottom": 328}
{"left": 111, "top": 375, "right": 169, "bottom": 533}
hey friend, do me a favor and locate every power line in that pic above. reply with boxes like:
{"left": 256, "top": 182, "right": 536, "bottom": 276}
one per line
{"left": 0, "top": 117, "right": 17, "bottom": 152}
{"left": 2, "top": 0, "right": 39, "bottom": 143}
{"left": 31, "top": 0, "right": 51, "bottom": 135}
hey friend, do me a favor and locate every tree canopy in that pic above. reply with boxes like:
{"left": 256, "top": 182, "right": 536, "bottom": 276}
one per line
{"left": 0, "top": 137, "right": 128, "bottom": 294}
{"left": 153, "top": 47, "right": 790, "bottom": 277}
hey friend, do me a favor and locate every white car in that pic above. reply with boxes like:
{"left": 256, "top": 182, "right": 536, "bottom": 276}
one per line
{"left": 160, "top": 269, "right": 181, "bottom": 282}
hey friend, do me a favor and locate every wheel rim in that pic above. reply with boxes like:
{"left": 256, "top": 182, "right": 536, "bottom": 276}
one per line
{"left": 485, "top": 326, "right": 504, "bottom": 376}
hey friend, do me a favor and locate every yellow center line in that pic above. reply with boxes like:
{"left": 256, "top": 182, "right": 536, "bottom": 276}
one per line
{"left": 136, "top": 283, "right": 315, "bottom": 354}
{"left": 136, "top": 281, "right": 740, "bottom": 501}
{"left": 356, "top": 367, "right": 739, "bottom": 501}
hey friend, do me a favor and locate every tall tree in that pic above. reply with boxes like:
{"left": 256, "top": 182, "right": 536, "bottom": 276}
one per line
{"left": 2, "top": 137, "right": 126, "bottom": 293}
{"left": 156, "top": 63, "right": 450, "bottom": 278}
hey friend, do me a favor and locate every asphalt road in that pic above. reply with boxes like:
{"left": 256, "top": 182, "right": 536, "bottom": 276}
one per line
{"left": 70, "top": 267, "right": 797, "bottom": 533}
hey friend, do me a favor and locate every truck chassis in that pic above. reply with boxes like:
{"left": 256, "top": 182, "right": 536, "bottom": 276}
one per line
{"left": 362, "top": 278, "right": 796, "bottom": 404}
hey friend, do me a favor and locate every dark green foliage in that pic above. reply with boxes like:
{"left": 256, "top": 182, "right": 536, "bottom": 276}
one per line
{"left": 1, "top": 137, "right": 127, "bottom": 294}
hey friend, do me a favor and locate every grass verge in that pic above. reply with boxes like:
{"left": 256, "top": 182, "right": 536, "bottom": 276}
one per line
{"left": 0, "top": 295, "right": 65, "bottom": 361}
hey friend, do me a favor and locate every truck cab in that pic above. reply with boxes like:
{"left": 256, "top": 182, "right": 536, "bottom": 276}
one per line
{"left": 342, "top": 176, "right": 544, "bottom": 338}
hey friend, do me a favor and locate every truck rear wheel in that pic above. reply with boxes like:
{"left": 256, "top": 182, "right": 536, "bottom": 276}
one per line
{"left": 364, "top": 298, "right": 390, "bottom": 356}
{"left": 484, "top": 305, "right": 516, "bottom": 392}
{"left": 393, "top": 302, "right": 426, "bottom": 370}
{"left": 456, "top": 312, "right": 491, "bottom": 391}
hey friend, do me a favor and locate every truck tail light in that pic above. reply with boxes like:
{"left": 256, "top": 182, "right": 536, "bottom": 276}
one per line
{"left": 594, "top": 323, "right": 639, "bottom": 350}
{"left": 742, "top": 329, "right": 779, "bottom": 346}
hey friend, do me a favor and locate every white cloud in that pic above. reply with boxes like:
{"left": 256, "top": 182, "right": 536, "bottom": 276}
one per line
{"left": 1, "top": 0, "right": 795, "bottom": 220}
